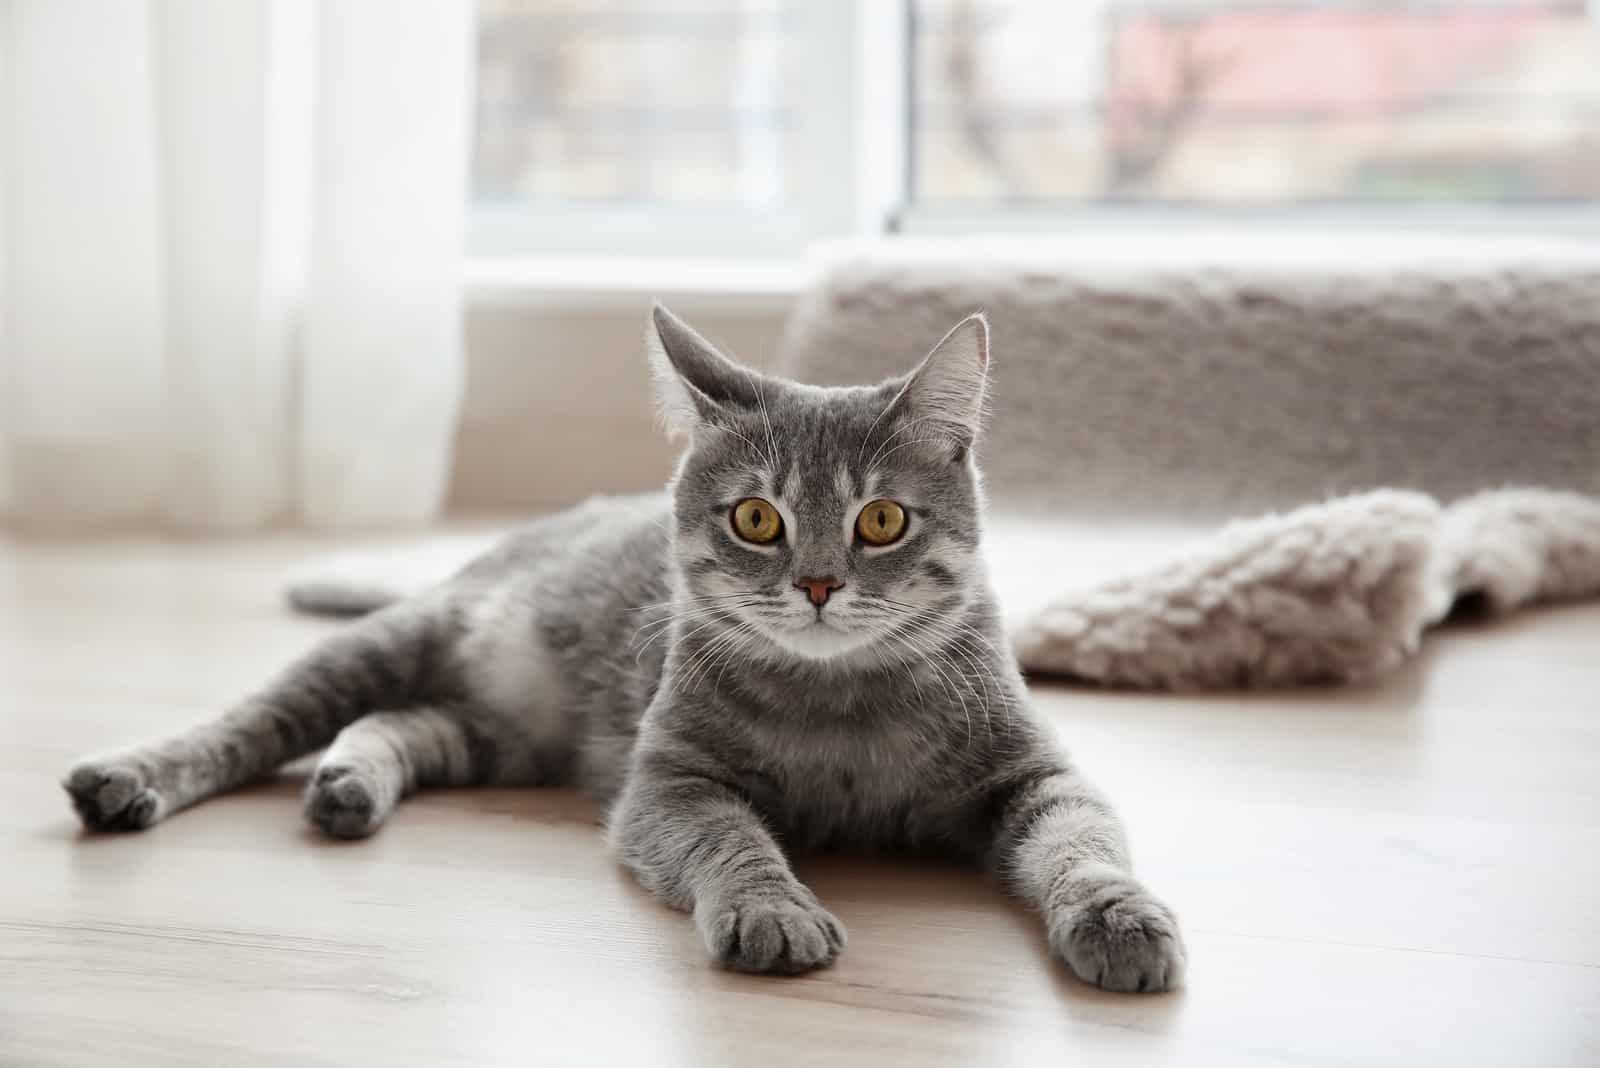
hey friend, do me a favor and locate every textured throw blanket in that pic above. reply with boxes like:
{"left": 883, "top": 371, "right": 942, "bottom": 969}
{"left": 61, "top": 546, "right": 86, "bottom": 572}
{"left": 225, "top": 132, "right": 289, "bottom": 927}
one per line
{"left": 1012, "top": 487, "right": 1600, "bottom": 689}
{"left": 774, "top": 239, "right": 1600, "bottom": 520}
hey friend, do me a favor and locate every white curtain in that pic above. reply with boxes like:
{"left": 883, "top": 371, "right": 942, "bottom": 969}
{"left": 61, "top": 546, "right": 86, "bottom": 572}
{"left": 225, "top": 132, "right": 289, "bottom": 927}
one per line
{"left": 0, "top": 0, "right": 470, "bottom": 531}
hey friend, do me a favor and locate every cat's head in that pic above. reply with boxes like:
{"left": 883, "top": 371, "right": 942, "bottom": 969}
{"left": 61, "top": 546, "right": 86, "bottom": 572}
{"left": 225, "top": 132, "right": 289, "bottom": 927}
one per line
{"left": 648, "top": 304, "right": 989, "bottom": 665}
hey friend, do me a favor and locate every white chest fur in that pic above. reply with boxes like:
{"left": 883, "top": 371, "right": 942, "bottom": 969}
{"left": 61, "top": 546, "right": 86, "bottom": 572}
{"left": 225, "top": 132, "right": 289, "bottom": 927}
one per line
{"left": 459, "top": 584, "right": 568, "bottom": 745}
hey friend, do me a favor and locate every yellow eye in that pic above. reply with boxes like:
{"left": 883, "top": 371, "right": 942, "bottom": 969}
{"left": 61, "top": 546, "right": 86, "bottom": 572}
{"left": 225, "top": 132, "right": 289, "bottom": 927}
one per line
{"left": 856, "top": 499, "right": 907, "bottom": 546}
{"left": 732, "top": 498, "right": 783, "bottom": 544}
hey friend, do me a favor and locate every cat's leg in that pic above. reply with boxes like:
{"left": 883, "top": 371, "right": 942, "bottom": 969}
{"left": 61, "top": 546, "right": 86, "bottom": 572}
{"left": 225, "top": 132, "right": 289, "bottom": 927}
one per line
{"left": 304, "top": 706, "right": 488, "bottom": 838}
{"left": 64, "top": 603, "right": 445, "bottom": 831}
{"left": 609, "top": 764, "right": 846, "bottom": 975}
{"left": 987, "top": 761, "right": 1187, "bottom": 993}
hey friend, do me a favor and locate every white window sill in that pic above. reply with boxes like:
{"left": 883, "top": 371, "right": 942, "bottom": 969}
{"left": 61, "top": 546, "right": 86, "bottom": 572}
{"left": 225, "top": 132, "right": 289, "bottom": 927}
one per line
{"left": 900, "top": 204, "right": 1600, "bottom": 239}
{"left": 462, "top": 213, "right": 1600, "bottom": 309}
{"left": 464, "top": 255, "right": 812, "bottom": 309}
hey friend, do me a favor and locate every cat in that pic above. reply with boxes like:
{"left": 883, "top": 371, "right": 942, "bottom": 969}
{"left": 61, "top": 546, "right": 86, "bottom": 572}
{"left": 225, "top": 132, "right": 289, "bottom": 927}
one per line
{"left": 63, "top": 305, "right": 1186, "bottom": 992}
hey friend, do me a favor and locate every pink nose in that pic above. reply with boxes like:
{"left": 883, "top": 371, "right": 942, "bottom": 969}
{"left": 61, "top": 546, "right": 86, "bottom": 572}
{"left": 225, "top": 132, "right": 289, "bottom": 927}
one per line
{"left": 795, "top": 576, "right": 843, "bottom": 607}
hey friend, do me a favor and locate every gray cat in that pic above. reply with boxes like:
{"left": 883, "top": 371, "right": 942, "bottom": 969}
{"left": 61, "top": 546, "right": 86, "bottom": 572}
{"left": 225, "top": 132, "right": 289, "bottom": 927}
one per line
{"left": 63, "top": 306, "right": 1186, "bottom": 992}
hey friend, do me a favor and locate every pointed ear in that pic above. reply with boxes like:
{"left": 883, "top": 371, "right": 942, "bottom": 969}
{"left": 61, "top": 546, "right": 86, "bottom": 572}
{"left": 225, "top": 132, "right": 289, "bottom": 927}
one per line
{"left": 885, "top": 314, "right": 990, "bottom": 457}
{"left": 646, "top": 303, "right": 763, "bottom": 436}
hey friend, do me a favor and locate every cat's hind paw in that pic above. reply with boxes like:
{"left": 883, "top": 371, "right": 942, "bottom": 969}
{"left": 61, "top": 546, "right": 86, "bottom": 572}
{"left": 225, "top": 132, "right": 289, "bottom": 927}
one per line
{"left": 304, "top": 765, "right": 392, "bottom": 839}
{"left": 698, "top": 885, "right": 847, "bottom": 975}
{"left": 63, "top": 761, "right": 166, "bottom": 831}
{"left": 1050, "top": 878, "right": 1187, "bottom": 993}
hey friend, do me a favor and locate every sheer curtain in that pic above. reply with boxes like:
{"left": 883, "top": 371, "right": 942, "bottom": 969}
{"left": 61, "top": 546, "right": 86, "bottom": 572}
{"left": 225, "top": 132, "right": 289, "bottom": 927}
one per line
{"left": 0, "top": 0, "right": 469, "bottom": 531}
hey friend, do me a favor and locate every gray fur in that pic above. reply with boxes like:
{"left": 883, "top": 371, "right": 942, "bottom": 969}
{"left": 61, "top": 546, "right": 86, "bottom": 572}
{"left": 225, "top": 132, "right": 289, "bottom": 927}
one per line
{"left": 64, "top": 305, "right": 1184, "bottom": 991}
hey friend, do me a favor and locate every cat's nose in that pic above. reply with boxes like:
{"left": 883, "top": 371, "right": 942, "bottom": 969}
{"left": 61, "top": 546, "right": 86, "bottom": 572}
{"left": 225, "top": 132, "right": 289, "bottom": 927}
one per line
{"left": 794, "top": 576, "right": 843, "bottom": 607}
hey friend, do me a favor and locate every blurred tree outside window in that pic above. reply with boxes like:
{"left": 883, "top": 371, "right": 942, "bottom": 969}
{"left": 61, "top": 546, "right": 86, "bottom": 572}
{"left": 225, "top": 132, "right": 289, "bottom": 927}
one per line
{"left": 912, "top": 0, "right": 1600, "bottom": 206}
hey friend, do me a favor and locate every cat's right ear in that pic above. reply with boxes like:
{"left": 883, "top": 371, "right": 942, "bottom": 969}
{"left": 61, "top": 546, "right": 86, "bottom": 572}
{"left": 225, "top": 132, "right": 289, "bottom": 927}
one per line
{"left": 646, "top": 303, "right": 761, "bottom": 437}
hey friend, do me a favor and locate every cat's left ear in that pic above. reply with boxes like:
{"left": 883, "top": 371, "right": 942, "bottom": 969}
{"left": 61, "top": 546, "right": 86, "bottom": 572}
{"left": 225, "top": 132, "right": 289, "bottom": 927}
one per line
{"left": 885, "top": 313, "right": 990, "bottom": 457}
{"left": 646, "top": 303, "right": 764, "bottom": 437}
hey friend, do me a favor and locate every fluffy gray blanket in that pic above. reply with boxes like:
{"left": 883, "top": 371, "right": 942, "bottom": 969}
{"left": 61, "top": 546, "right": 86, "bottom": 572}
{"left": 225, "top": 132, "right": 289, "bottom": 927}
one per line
{"left": 776, "top": 238, "right": 1600, "bottom": 519}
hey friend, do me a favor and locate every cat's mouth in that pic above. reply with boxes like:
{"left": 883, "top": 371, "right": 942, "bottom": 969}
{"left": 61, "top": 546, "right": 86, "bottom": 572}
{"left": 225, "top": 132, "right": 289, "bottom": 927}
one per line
{"left": 763, "top": 614, "right": 877, "bottom": 661}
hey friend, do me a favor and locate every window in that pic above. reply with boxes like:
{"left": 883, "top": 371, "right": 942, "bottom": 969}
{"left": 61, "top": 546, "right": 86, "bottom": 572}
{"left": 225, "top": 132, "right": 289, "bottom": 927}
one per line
{"left": 475, "top": 1, "right": 798, "bottom": 209}
{"left": 471, "top": 0, "right": 868, "bottom": 257}
{"left": 469, "top": 1, "right": 1600, "bottom": 258}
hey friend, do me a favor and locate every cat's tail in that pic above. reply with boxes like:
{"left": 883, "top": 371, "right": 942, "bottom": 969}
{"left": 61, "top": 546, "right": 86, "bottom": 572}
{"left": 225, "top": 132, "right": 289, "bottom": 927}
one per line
{"left": 285, "top": 568, "right": 405, "bottom": 617}
{"left": 284, "top": 536, "right": 497, "bottom": 618}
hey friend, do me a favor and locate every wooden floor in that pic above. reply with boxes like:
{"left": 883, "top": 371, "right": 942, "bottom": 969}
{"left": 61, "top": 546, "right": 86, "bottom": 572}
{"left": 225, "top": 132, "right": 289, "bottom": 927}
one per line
{"left": 2, "top": 532, "right": 1597, "bottom": 1067}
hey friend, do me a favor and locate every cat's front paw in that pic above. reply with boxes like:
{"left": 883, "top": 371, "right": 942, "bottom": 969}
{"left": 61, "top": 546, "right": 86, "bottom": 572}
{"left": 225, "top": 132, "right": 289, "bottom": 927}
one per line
{"left": 1050, "top": 877, "right": 1186, "bottom": 993}
{"left": 63, "top": 760, "right": 166, "bottom": 831}
{"left": 697, "top": 884, "right": 847, "bottom": 975}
